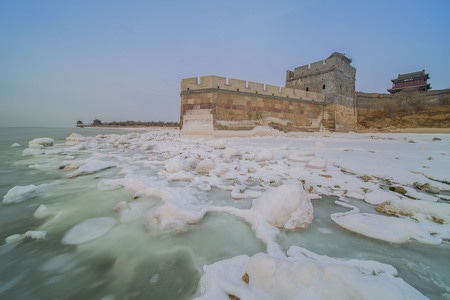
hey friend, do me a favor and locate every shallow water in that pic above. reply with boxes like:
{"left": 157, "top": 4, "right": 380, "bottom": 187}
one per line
{"left": 279, "top": 197, "right": 450, "bottom": 298}
{"left": 0, "top": 127, "right": 449, "bottom": 299}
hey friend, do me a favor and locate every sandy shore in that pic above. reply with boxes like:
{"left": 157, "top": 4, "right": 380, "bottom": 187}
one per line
{"left": 391, "top": 128, "right": 450, "bottom": 134}
{"left": 358, "top": 128, "right": 450, "bottom": 134}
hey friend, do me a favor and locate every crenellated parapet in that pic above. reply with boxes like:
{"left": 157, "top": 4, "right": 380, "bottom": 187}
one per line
{"left": 291, "top": 61, "right": 328, "bottom": 79}
{"left": 181, "top": 75, "right": 325, "bottom": 103}
{"left": 286, "top": 52, "right": 355, "bottom": 81}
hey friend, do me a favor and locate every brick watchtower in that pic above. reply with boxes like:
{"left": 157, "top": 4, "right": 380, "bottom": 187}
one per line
{"left": 286, "top": 52, "right": 356, "bottom": 131}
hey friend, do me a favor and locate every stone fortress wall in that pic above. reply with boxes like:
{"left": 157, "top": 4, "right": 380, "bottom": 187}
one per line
{"left": 179, "top": 52, "right": 449, "bottom": 136}
{"left": 356, "top": 89, "right": 450, "bottom": 130}
{"left": 180, "top": 76, "right": 327, "bottom": 135}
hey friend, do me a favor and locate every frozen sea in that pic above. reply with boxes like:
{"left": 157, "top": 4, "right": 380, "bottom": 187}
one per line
{"left": 0, "top": 127, "right": 449, "bottom": 299}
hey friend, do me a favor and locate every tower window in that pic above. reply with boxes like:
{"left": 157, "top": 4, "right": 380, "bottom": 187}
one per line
{"left": 306, "top": 87, "right": 309, "bottom": 92}
{"left": 322, "top": 84, "right": 326, "bottom": 90}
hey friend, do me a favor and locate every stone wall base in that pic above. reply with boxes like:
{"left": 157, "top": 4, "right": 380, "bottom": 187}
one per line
{"left": 356, "top": 90, "right": 450, "bottom": 130}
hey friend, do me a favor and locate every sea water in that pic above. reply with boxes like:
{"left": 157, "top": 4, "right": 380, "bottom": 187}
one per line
{"left": 0, "top": 127, "right": 262, "bottom": 299}
{"left": 0, "top": 127, "right": 449, "bottom": 299}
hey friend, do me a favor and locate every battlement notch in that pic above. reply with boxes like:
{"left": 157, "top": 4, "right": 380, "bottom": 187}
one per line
{"left": 181, "top": 75, "right": 324, "bottom": 102}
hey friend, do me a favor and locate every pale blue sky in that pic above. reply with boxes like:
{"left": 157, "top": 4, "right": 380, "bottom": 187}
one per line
{"left": 1, "top": 0, "right": 449, "bottom": 127}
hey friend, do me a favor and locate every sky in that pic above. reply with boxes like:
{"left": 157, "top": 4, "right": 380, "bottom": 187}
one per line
{"left": 1, "top": 0, "right": 449, "bottom": 127}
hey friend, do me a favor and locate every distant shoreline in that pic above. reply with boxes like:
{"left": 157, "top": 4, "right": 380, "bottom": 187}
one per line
{"left": 78, "top": 125, "right": 179, "bottom": 130}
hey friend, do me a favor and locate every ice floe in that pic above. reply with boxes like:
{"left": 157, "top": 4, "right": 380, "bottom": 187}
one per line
{"left": 67, "top": 156, "right": 117, "bottom": 178}
{"left": 2, "top": 184, "right": 44, "bottom": 203}
{"left": 61, "top": 217, "right": 116, "bottom": 245}
{"left": 196, "top": 246, "right": 427, "bottom": 300}
{"left": 331, "top": 201, "right": 450, "bottom": 245}
{"left": 364, "top": 189, "right": 402, "bottom": 205}
{"left": 28, "top": 137, "right": 54, "bottom": 148}
{"left": 5, "top": 231, "right": 47, "bottom": 243}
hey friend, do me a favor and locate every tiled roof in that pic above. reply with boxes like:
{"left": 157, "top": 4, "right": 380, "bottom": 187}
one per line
{"left": 393, "top": 70, "right": 429, "bottom": 82}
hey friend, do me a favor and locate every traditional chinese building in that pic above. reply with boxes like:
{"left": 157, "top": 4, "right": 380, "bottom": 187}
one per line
{"left": 388, "top": 70, "right": 431, "bottom": 94}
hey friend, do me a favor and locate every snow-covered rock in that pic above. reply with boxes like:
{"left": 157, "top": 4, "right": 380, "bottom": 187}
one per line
{"left": 141, "top": 142, "right": 155, "bottom": 151}
{"left": 150, "top": 195, "right": 207, "bottom": 231}
{"left": 5, "top": 230, "right": 46, "bottom": 243}
{"left": 196, "top": 246, "right": 427, "bottom": 300}
{"left": 414, "top": 182, "right": 440, "bottom": 194}
{"left": 68, "top": 159, "right": 116, "bottom": 178}
{"left": 213, "top": 139, "right": 227, "bottom": 149}
{"left": 33, "top": 204, "right": 52, "bottom": 219}
{"left": 364, "top": 189, "right": 402, "bottom": 205}
{"left": 222, "top": 147, "right": 241, "bottom": 158}
{"left": 115, "top": 136, "right": 130, "bottom": 146}
{"left": 306, "top": 158, "right": 327, "bottom": 169}
{"left": 196, "top": 158, "right": 214, "bottom": 174}
{"left": 22, "top": 148, "right": 45, "bottom": 156}
{"left": 24, "top": 230, "right": 46, "bottom": 240}
{"left": 252, "top": 184, "right": 313, "bottom": 230}
{"left": 22, "top": 137, "right": 55, "bottom": 155}
{"left": 390, "top": 185, "right": 438, "bottom": 202}
{"left": 377, "top": 198, "right": 450, "bottom": 224}
{"left": 65, "top": 133, "right": 86, "bottom": 146}
{"left": 165, "top": 156, "right": 190, "bottom": 173}
{"left": 255, "top": 149, "right": 274, "bottom": 162}
{"left": 283, "top": 151, "right": 315, "bottom": 162}
{"left": 29, "top": 137, "right": 54, "bottom": 148}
